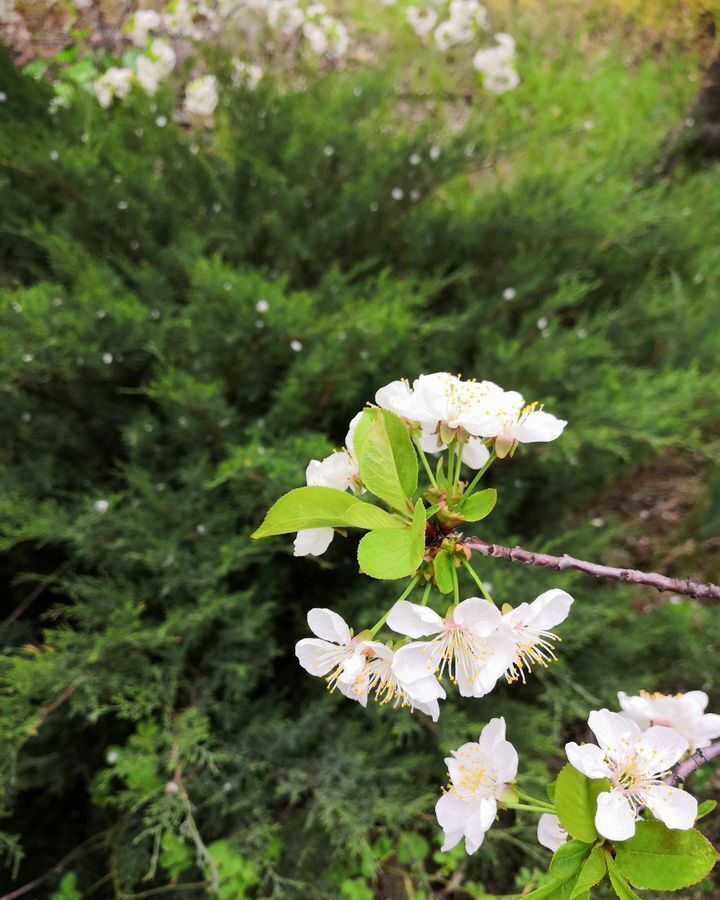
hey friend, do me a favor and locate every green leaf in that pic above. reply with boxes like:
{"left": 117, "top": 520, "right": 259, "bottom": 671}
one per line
{"left": 571, "top": 844, "right": 606, "bottom": 897}
{"left": 460, "top": 488, "right": 497, "bottom": 522}
{"left": 353, "top": 409, "right": 418, "bottom": 512}
{"left": 614, "top": 822, "right": 719, "bottom": 890}
{"left": 697, "top": 799, "right": 717, "bottom": 820}
{"left": 605, "top": 853, "right": 642, "bottom": 900}
{"left": 433, "top": 548, "right": 455, "bottom": 594}
{"left": 252, "top": 487, "right": 397, "bottom": 538}
{"left": 357, "top": 500, "right": 426, "bottom": 580}
{"left": 521, "top": 874, "right": 587, "bottom": 900}
{"left": 549, "top": 840, "right": 592, "bottom": 879}
{"left": 554, "top": 764, "right": 610, "bottom": 843}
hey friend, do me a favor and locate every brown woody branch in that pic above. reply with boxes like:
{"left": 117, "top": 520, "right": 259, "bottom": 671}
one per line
{"left": 670, "top": 741, "right": 720, "bottom": 787}
{"left": 462, "top": 538, "right": 720, "bottom": 601}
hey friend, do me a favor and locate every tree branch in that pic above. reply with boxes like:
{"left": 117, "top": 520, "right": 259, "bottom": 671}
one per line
{"left": 462, "top": 538, "right": 720, "bottom": 601}
{"left": 669, "top": 741, "right": 720, "bottom": 787}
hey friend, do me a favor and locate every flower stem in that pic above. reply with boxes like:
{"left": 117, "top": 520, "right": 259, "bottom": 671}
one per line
{"left": 515, "top": 789, "right": 555, "bottom": 811}
{"left": 463, "top": 450, "right": 496, "bottom": 497}
{"left": 462, "top": 560, "right": 495, "bottom": 605}
{"left": 414, "top": 438, "right": 437, "bottom": 489}
{"left": 454, "top": 441, "right": 464, "bottom": 489}
{"left": 420, "top": 582, "right": 432, "bottom": 606}
{"left": 370, "top": 575, "right": 420, "bottom": 637}
{"left": 505, "top": 802, "right": 553, "bottom": 815}
{"left": 451, "top": 565, "right": 460, "bottom": 606}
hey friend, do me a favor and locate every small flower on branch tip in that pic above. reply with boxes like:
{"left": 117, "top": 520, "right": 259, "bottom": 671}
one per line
{"left": 388, "top": 598, "right": 516, "bottom": 698}
{"left": 617, "top": 690, "right": 720, "bottom": 753}
{"left": 295, "top": 608, "right": 377, "bottom": 689}
{"left": 436, "top": 717, "right": 518, "bottom": 854}
{"left": 537, "top": 813, "right": 568, "bottom": 852}
{"left": 565, "top": 709, "right": 697, "bottom": 841}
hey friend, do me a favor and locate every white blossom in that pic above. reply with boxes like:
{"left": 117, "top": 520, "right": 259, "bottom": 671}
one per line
{"left": 295, "top": 608, "right": 379, "bottom": 689}
{"left": 183, "top": 75, "right": 219, "bottom": 118}
{"left": 94, "top": 67, "right": 134, "bottom": 108}
{"left": 390, "top": 598, "right": 516, "bottom": 697}
{"left": 407, "top": 6, "right": 438, "bottom": 37}
{"left": 436, "top": 717, "right": 518, "bottom": 853}
{"left": 135, "top": 39, "right": 177, "bottom": 96}
{"left": 501, "top": 589, "right": 573, "bottom": 683}
{"left": 537, "top": 813, "right": 568, "bottom": 851}
{"left": 233, "top": 60, "right": 263, "bottom": 91}
{"left": 618, "top": 690, "right": 720, "bottom": 752}
{"left": 129, "top": 9, "right": 162, "bottom": 47}
{"left": 566, "top": 709, "right": 697, "bottom": 841}
{"left": 473, "top": 33, "right": 519, "bottom": 94}
{"left": 338, "top": 643, "right": 446, "bottom": 720}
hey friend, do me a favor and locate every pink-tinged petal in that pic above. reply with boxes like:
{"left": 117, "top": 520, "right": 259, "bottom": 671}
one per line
{"left": 595, "top": 790, "right": 636, "bottom": 841}
{"left": 462, "top": 437, "right": 491, "bottom": 469}
{"left": 453, "top": 598, "right": 503, "bottom": 636}
{"left": 295, "top": 638, "right": 342, "bottom": 677}
{"left": 393, "top": 641, "right": 439, "bottom": 683}
{"left": 588, "top": 708, "right": 642, "bottom": 755}
{"left": 565, "top": 742, "right": 612, "bottom": 779}
{"left": 293, "top": 527, "right": 334, "bottom": 557}
{"left": 307, "top": 608, "right": 352, "bottom": 644}
{"left": 464, "top": 798, "right": 496, "bottom": 854}
{"left": 537, "top": 814, "right": 568, "bottom": 852}
{"left": 387, "top": 600, "right": 444, "bottom": 638}
{"left": 635, "top": 725, "right": 688, "bottom": 773}
{"left": 512, "top": 409, "right": 566, "bottom": 444}
{"left": 643, "top": 785, "right": 697, "bottom": 830}
{"left": 525, "top": 589, "right": 574, "bottom": 630}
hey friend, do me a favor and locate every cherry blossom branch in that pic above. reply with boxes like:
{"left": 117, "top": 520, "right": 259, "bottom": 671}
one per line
{"left": 669, "top": 741, "right": 720, "bottom": 787}
{"left": 461, "top": 538, "right": 720, "bottom": 601}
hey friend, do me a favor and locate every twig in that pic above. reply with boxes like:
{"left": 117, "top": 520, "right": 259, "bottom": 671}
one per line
{"left": 1, "top": 564, "right": 67, "bottom": 630}
{"left": 462, "top": 538, "right": 720, "bottom": 601}
{"left": 120, "top": 882, "right": 210, "bottom": 899}
{"left": 0, "top": 833, "right": 105, "bottom": 900}
{"left": 669, "top": 741, "right": 720, "bottom": 787}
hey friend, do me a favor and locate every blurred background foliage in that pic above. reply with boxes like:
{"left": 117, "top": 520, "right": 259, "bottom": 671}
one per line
{"left": 1, "top": 1, "right": 720, "bottom": 897}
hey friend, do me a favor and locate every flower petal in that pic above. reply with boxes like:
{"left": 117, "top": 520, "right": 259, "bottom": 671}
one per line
{"left": 479, "top": 718, "right": 518, "bottom": 784}
{"left": 617, "top": 691, "right": 652, "bottom": 730}
{"left": 414, "top": 698, "right": 441, "bottom": 722}
{"left": 643, "top": 784, "right": 697, "bottom": 830}
{"left": 306, "top": 608, "right": 351, "bottom": 645}
{"left": 436, "top": 791, "right": 472, "bottom": 834}
{"left": 293, "top": 527, "right": 335, "bottom": 557}
{"left": 295, "top": 638, "right": 342, "bottom": 677}
{"left": 387, "top": 600, "right": 444, "bottom": 638}
{"left": 588, "top": 708, "right": 642, "bottom": 756}
{"left": 524, "top": 589, "right": 574, "bottom": 630}
{"left": 464, "top": 798, "right": 496, "bottom": 854}
{"left": 403, "top": 673, "right": 447, "bottom": 703}
{"left": 462, "top": 437, "right": 491, "bottom": 469}
{"left": 392, "top": 641, "right": 439, "bottom": 682}
{"left": 595, "top": 790, "right": 636, "bottom": 841}
{"left": 635, "top": 725, "right": 688, "bottom": 773}
{"left": 513, "top": 409, "right": 567, "bottom": 443}
{"left": 453, "top": 598, "right": 503, "bottom": 636}
{"left": 537, "top": 814, "right": 568, "bottom": 852}
{"left": 693, "top": 713, "right": 720, "bottom": 748}
{"left": 565, "top": 742, "right": 612, "bottom": 779}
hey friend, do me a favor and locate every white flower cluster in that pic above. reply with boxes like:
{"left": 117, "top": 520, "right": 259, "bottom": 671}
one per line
{"left": 91, "top": 0, "right": 349, "bottom": 114}
{"left": 536, "top": 690, "right": 720, "bottom": 852}
{"left": 295, "top": 590, "right": 573, "bottom": 720}
{"left": 406, "top": 1, "right": 519, "bottom": 93}
{"left": 376, "top": 372, "right": 566, "bottom": 461}
{"left": 438, "top": 692, "right": 717, "bottom": 856}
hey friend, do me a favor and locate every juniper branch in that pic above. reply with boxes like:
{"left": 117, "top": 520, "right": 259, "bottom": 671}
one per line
{"left": 462, "top": 538, "right": 720, "bottom": 601}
